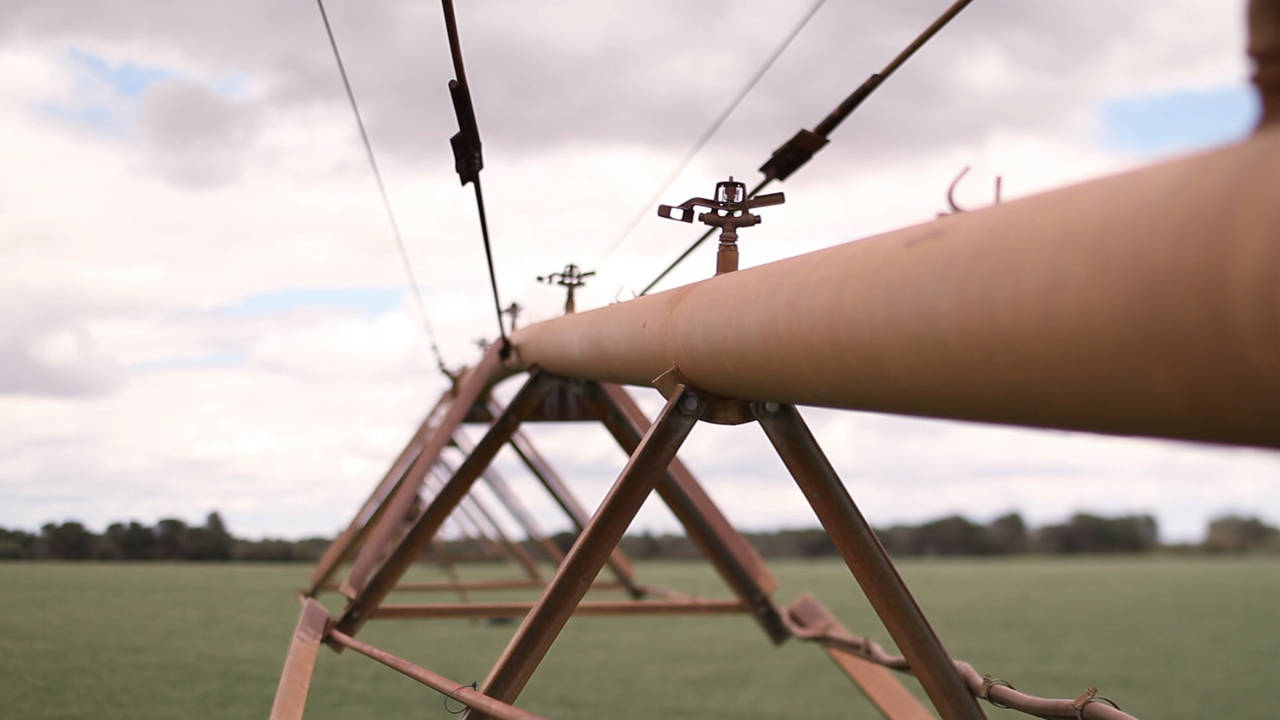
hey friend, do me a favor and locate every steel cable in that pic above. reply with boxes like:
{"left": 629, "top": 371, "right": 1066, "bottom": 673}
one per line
{"left": 314, "top": 0, "right": 449, "bottom": 371}
{"left": 592, "top": 0, "right": 829, "bottom": 275}
{"left": 638, "top": 0, "right": 973, "bottom": 296}
{"left": 440, "top": 0, "right": 509, "bottom": 348}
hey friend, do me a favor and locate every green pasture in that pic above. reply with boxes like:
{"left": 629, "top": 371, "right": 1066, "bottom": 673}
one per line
{"left": 1, "top": 557, "right": 1275, "bottom": 719}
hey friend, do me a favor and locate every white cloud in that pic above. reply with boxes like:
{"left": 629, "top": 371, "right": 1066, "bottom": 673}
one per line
{"left": 1, "top": 0, "right": 1275, "bottom": 546}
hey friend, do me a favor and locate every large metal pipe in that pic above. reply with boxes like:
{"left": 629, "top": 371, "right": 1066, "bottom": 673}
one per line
{"left": 510, "top": 128, "right": 1280, "bottom": 448}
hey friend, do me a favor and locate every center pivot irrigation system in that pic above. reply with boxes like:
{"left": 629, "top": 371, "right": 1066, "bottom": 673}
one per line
{"left": 271, "top": 1, "right": 1280, "bottom": 718}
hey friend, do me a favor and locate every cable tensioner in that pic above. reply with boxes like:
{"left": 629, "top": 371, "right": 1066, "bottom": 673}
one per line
{"left": 658, "top": 177, "right": 784, "bottom": 275}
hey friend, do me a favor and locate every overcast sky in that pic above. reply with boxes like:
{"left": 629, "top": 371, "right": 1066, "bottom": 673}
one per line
{"left": 2, "top": 0, "right": 1275, "bottom": 543}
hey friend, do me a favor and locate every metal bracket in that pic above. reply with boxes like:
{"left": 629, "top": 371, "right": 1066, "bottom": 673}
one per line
{"left": 651, "top": 366, "right": 754, "bottom": 425}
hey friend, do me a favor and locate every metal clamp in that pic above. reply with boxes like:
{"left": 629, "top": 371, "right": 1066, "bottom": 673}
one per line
{"left": 978, "top": 674, "right": 1015, "bottom": 709}
{"left": 1072, "top": 686, "right": 1121, "bottom": 719}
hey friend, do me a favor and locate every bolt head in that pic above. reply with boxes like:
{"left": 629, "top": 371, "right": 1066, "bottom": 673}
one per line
{"left": 763, "top": 401, "right": 780, "bottom": 413}
{"left": 680, "top": 394, "right": 700, "bottom": 414}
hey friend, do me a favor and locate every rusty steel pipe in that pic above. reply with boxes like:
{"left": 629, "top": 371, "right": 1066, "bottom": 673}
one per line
{"left": 471, "top": 386, "right": 703, "bottom": 718}
{"left": 510, "top": 130, "right": 1280, "bottom": 449}
{"left": 327, "top": 629, "right": 547, "bottom": 720}
{"left": 371, "top": 599, "right": 747, "bottom": 620}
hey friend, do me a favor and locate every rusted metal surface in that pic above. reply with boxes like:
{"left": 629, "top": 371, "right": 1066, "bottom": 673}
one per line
{"left": 510, "top": 130, "right": 1280, "bottom": 449}
{"left": 1252, "top": 0, "right": 1280, "bottom": 125}
{"left": 327, "top": 628, "right": 546, "bottom": 720}
{"left": 505, "top": 420, "right": 643, "bottom": 597}
{"left": 307, "top": 394, "right": 453, "bottom": 596}
{"left": 755, "top": 401, "right": 984, "bottom": 720}
{"left": 366, "top": 579, "right": 624, "bottom": 593}
{"left": 454, "top": 429, "right": 565, "bottom": 565}
{"left": 459, "top": 492, "right": 543, "bottom": 579}
{"left": 371, "top": 598, "right": 747, "bottom": 619}
{"left": 596, "top": 382, "right": 789, "bottom": 643}
{"left": 785, "top": 594, "right": 936, "bottom": 720}
{"left": 423, "top": 474, "right": 515, "bottom": 565}
{"left": 433, "top": 460, "right": 544, "bottom": 580}
{"left": 268, "top": 599, "right": 331, "bottom": 720}
{"left": 342, "top": 344, "right": 505, "bottom": 597}
{"left": 468, "top": 385, "right": 702, "bottom": 718}
{"left": 335, "top": 370, "right": 555, "bottom": 640}
{"left": 783, "top": 594, "right": 1139, "bottom": 720}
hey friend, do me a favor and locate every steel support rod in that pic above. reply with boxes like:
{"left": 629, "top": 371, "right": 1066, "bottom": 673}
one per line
{"left": 308, "top": 391, "right": 454, "bottom": 595}
{"left": 371, "top": 599, "right": 747, "bottom": 619}
{"left": 754, "top": 402, "right": 985, "bottom": 720}
{"left": 506, "top": 423, "right": 643, "bottom": 597}
{"left": 424, "top": 474, "right": 513, "bottom": 564}
{"left": 335, "top": 370, "right": 555, "bottom": 639}
{"left": 595, "top": 382, "right": 789, "bottom": 643}
{"left": 459, "top": 492, "right": 542, "bottom": 579}
{"left": 327, "top": 628, "right": 546, "bottom": 720}
{"left": 456, "top": 429, "right": 565, "bottom": 565}
{"left": 591, "top": 381, "right": 788, "bottom": 638}
{"left": 434, "top": 461, "right": 544, "bottom": 580}
{"left": 785, "top": 594, "right": 935, "bottom": 720}
{"left": 467, "top": 385, "right": 703, "bottom": 718}
{"left": 343, "top": 344, "right": 505, "bottom": 596}
{"left": 268, "top": 599, "right": 331, "bottom": 720}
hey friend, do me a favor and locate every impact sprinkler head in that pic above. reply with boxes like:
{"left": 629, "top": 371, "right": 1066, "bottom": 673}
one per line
{"left": 658, "top": 176, "right": 784, "bottom": 275}
{"left": 537, "top": 263, "right": 596, "bottom": 314}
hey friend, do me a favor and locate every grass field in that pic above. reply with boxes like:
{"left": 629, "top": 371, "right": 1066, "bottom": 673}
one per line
{"left": 1, "top": 557, "right": 1276, "bottom": 719}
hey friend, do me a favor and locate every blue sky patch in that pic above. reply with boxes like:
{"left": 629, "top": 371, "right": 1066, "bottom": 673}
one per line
{"left": 65, "top": 47, "right": 173, "bottom": 98}
{"left": 217, "top": 287, "right": 406, "bottom": 317}
{"left": 1099, "top": 85, "right": 1258, "bottom": 156}
{"left": 43, "top": 47, "right": 248, "bottom": 137}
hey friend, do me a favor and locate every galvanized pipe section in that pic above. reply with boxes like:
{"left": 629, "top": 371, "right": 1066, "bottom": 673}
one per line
{"left": 510, "top": 131, "right": 1280, "bottom": 448}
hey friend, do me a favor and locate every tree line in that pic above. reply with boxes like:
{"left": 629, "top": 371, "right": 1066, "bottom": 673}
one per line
{"left": 0, "top": 511, "right": 1276, "bottom": 562}
{"left": 0, "top": 513, "right": 326, "bottom": 562}
{"left": 612, "top": 512, "right": 1280, "bottom": 560}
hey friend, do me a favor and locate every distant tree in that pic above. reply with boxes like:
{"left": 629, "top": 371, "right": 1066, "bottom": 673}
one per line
{"left": 37, "top": 522, "right": 93, "bottom": 560}
{"left": 1204, "top": 515, "right": 1279, "bottom": 553}
{"left": 0, "top": 528, "right": 36, "bottom": 559}
{"left": 551, "top": 531, "right": 577, "bottom": 554}
{"left": 98, "top": 523, "right": 128, "bottom": 559}
{"left": 1036, "top": 514, "right": 1157, "bottom": 553}
{"left": 181, "top": 512, "right": 233, "bottom": 561}
{"left": 120, "top": 522, "right": 156, "bottom": 559}
{"left": 912, "top": 516, "right": 993, "bottom": 555}
{"left": 876, "top": 525, "right": 918, "bottom": 556}
{"left": 290, "top": 537, "right": 331, "bottom": 563}
{"left": 988, "top": 513, "right": 1029, "bottom": 554}
{"left": 154, "top": 518, "right": 188, "bottom": 559}
{"left": 233, "top": 539, "right": 296, "bottom": 562}
{"left": 631, "top": 532, "right": 662, "bottom": 559}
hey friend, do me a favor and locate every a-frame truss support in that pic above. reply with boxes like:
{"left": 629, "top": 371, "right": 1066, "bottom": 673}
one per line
{"left": 272, "top": 366, "right": 978, "bottom": 720}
